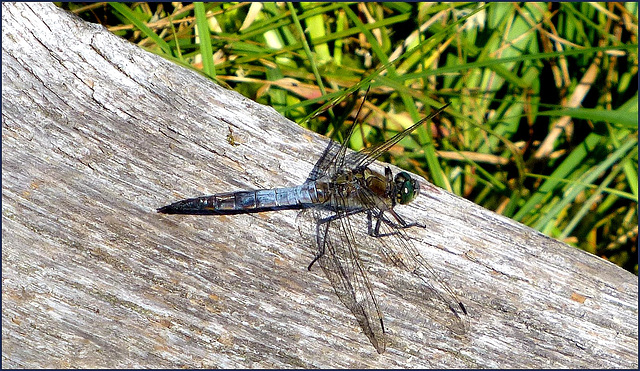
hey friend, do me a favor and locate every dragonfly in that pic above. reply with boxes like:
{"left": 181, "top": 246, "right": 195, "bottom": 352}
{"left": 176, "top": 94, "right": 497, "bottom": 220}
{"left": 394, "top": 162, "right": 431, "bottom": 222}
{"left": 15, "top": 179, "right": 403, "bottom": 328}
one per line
{"left": 158, "top": 90, "right": 468, "bottom": 353}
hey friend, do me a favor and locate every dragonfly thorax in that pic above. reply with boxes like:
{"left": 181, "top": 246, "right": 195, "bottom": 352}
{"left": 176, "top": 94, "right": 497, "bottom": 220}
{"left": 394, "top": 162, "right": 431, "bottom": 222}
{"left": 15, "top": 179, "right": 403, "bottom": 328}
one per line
{"left": 394, "top": 171, "right": 420, "bottom": 205}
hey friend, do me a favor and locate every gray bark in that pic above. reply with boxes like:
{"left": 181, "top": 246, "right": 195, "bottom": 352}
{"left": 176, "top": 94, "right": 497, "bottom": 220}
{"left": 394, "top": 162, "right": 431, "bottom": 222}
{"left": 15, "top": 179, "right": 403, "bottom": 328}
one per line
{"left": 2, "top": 2, "right": 637, "bottom": 368}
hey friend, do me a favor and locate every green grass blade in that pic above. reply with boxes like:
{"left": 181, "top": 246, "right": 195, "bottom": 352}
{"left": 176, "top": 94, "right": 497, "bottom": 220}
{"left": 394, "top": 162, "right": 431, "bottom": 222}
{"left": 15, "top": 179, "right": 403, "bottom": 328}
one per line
{"left": 534, "top": 136, "right": 638, "bottom": 232}
{"left": 193, "top": 2, "right": 216, "bottom": 78}
{"left": 513, "top": 133, "right": 603, "bottom": 222}
{"left": 109, "top": 2, "right": 173, "bottom": 56}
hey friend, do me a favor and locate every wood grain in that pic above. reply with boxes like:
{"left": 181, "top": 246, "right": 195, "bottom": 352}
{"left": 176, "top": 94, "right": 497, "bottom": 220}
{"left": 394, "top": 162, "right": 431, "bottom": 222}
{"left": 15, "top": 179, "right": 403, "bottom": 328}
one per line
{"left": 2, "top": 2, "right": 637, "bottom": 368}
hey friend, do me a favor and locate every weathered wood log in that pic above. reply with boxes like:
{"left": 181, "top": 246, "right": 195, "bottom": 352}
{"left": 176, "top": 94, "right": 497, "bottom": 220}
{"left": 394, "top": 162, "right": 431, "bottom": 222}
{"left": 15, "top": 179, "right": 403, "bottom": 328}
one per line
{"left": 2, "top": 2, "right": 637, "bottom": 368}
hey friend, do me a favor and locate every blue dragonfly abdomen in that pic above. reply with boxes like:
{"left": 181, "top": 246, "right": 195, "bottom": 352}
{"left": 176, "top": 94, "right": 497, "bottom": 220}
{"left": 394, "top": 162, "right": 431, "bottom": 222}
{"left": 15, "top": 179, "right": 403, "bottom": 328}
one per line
{"left": 158, "top": 182, "right": 330, "bottom": 214}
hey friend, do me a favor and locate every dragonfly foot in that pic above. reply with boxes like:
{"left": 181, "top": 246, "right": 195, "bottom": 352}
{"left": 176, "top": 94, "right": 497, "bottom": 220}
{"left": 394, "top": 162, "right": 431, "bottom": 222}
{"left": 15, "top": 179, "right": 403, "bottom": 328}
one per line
{"left": 307, "top": 253, "right": 322, "bottom": 270}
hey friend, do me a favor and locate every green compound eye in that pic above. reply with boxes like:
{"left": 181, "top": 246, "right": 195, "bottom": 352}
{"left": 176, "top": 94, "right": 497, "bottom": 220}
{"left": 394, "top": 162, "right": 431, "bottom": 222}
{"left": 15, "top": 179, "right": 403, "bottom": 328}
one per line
{"left": 394, "top": 171, "right": 420, "bottom": 205}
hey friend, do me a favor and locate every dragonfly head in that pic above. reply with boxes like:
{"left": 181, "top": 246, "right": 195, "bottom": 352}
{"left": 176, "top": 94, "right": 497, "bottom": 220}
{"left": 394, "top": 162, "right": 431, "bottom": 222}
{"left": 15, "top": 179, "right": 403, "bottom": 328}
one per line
{"left": 394, "top": 171, "right": 420, "bottom": 205}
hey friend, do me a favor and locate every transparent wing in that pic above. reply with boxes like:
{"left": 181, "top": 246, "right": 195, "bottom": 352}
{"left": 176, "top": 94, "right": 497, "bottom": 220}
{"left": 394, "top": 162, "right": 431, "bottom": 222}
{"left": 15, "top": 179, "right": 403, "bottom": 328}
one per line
{"left": 345, "top": 102, "right": 451, "bottom": 170}
{"left": 306, "top": 87, "right": 372, "bottom": 182}
{"left": 307, "top": 88, "right": 450, "bottom": 182}
{"left": 355, "top": 185, "right": 470, "bottom": 336}
{"left": 305, "top": 139, "right": 341, "bottom": 182}
{"left": 305, "top": 204, "right": 387, "bottom": 353}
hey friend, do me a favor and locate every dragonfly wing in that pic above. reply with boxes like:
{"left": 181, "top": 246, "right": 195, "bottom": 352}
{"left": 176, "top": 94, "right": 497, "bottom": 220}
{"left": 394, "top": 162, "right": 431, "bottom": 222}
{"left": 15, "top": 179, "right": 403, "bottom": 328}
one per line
{"left": 312, "top": 207, "right": 386, "bottom": 353}
{"left": 306, "top": 139, "right": 342, "bottom": 182}
{"left": 344, "top": 102, "right": 451, "bottom": 169}
{"left": 306, "top": 87, "right": 372, "bottom": 182}
{"left": 356, "top": 185, "right": 470, "bottom": 336}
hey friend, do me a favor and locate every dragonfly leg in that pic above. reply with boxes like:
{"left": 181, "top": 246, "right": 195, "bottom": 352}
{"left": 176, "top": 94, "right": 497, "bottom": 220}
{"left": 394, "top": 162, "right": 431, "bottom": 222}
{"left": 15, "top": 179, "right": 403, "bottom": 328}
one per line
{"left": 387, "top": 209, "right": 426, "bottom": 229}
{"left": 307, "top": 253, "right": 322, "bottom": 271}
{"left": 367, "top": 210, "right": 426, "bottom": 238}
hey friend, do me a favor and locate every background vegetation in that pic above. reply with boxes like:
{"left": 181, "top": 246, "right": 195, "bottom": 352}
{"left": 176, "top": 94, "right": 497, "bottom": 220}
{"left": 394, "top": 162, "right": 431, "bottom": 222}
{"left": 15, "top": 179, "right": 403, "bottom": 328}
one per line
{"left": 58, "top": 2, "right": 638, "bottom": 274}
